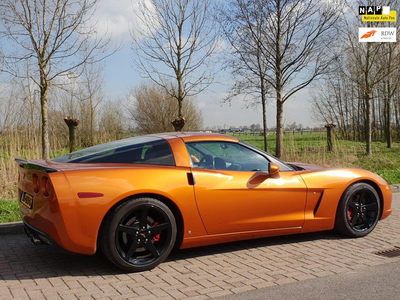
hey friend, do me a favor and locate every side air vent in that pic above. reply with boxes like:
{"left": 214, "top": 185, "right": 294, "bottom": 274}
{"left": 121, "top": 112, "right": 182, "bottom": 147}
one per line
{"left": 313, "top": 191, "right": 324, "bottom": 216}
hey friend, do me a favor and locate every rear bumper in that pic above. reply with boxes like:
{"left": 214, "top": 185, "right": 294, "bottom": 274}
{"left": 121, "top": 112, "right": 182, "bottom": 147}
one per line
{"left": 23, "top": 218, "right": 58, "bottom": 248}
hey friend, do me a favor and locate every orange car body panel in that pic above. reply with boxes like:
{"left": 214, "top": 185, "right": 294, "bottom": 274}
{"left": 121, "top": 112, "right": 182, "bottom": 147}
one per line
{"left": 300, "top": 168, "right": 392, "bottom": 233}
{"left": 192, "top": 170, "right": 307, "bottom": 233}
{"left": 19, "top": 164, "right": 207, "bottom": 254}
{"left": 17, "top": 132, "right": 393, "bottom": 255}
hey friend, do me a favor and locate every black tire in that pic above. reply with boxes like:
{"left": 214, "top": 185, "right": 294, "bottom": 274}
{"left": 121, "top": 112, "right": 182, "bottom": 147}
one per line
{"left": 335, "top": 183, "right": 381, "bottom": 238}
{"left": 100, "top": 197, "right": 177, "bottom": 272}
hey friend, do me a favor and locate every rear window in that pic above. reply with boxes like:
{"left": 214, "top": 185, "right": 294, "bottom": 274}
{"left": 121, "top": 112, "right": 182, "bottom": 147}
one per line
{"left": 53, "top": 136, "right": 175, "bottom": 166}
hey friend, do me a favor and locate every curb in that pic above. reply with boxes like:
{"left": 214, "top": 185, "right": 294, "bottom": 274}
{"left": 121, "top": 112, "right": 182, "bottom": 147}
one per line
{"left": 0, "top": 221, "right": 24, "bottom": 235}
{"left": 391, "top": 185, "right": 400, "bottom": 193}
{"left": 1, "top": 185, "right": 399, "bottom": 235}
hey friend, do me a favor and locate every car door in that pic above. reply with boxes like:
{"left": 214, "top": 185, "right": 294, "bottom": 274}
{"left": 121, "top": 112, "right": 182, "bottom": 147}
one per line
{"left": 186, "top": 141, "right": 307, "bottom": 235}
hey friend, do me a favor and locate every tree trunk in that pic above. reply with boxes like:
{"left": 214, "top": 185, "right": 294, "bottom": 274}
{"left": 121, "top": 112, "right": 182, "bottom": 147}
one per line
{"left": 365, "top": 89, "right": 372, "bottom": 155}
{"left": 395, "top": 97, "right": 400, "bottom": 139}
{"left": 371, "top": 94, "right": 376, "bottom": 141}
{"left": 262, "top": 98, "right": 268, "bottom": 152}
{"left": 173, "top": 69, "right": 185, "bottom": 131}
{"left": 64, "top": 117, "right": 80, "bottom": 153}
{"left": 261, "top": 79, "right": 268, "bottom": 152}
{"left": 275, "top": 22, "right": 284, "bottom": 158}
{"left": 364, "top": 43, "right": 372, "bottom": 156}
{"left": 385, "top": 81, "right": 392, "bottom": 148}
{"left": 90, "top": 93, "right": 94, "bottom": 146}
{"left": 175, "top": 32, "right": 185, "bottom": 132}
{"left": 40, "top": 79, "right": 50, "bottom": 160}
{"left": 276, "top": 98, "right": 284, "bottom": 158}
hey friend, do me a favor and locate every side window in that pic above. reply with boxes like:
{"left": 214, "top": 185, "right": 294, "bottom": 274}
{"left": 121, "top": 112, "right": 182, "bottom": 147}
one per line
{"left": 186, "top": 142, "right": 270, "bottom": 171}
{"left": 68, "top": 139, "right": 175, "bottom": 165}
{"left": 53, "top": 136, "right": 175, "bottom": 165}
{"left": 140, "top": 141, "right": 175, "bottom": 166}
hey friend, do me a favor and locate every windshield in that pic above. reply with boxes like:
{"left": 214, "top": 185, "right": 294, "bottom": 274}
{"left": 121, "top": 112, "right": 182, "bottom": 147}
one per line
{"left": 239, "top": 140, "right": 294, "bottom": 171}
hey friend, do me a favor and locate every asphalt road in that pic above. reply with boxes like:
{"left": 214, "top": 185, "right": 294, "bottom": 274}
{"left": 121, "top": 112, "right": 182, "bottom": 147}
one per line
{"left": 217, "top": 260, "right": 400, "bottom": 300}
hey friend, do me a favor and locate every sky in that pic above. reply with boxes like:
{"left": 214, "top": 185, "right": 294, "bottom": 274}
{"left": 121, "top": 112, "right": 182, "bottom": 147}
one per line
{"left": 92, "top": 0, "right": 318, "bottom": 129}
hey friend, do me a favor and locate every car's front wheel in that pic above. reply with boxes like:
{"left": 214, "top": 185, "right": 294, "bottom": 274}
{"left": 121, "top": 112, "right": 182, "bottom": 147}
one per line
{"left": 335, "top": 183, "right": 381, "bottom": 238}
{"left": 100, "top": 197, "right": 177, "bottom": 272}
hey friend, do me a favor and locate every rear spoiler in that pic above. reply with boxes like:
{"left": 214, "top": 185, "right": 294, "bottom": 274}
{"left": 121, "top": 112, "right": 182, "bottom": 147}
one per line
{"left": 15, "top": 158, "right": 58, "bottom": 173}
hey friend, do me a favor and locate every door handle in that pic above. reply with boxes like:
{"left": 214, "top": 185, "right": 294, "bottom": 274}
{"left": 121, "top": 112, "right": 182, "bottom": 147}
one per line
{"left": 187, "top": 172, "right": 195, "bottom": 186}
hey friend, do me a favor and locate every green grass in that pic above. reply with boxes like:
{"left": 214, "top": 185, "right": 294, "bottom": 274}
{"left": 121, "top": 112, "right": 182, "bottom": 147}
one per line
{"left": 0, "top": 199, "right": 21, "bottom": 223}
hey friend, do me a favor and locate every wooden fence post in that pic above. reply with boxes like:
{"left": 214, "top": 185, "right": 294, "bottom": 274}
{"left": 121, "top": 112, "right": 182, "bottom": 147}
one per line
{"left": 325, "top": 123, "right": 336, "bottom": 151}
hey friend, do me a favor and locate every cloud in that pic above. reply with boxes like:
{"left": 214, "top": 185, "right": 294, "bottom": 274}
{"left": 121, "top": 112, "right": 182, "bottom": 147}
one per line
{"left": 91, "top": 0, "right": 152, "bottom": 43}
{"left": 198, "top": 101, "right": 207, "bottom": 109}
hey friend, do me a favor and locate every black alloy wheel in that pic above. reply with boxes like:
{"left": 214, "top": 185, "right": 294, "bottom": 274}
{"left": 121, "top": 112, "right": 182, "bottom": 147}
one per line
{"left": 335, "top": 183, "right": 381, "bottom": 238}
{"left": 100, "top": 198, "right": 177, "bottom": 272}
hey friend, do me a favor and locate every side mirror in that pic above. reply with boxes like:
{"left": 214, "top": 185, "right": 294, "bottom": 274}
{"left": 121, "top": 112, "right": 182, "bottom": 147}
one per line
{"left": 268, "top": 163, "right": 280, "bottom": 175}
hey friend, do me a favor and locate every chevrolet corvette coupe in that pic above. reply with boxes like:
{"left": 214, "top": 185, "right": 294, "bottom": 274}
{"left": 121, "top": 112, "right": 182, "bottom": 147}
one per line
{"left": 16, "top": 132, "right": 392, "bottom": 272}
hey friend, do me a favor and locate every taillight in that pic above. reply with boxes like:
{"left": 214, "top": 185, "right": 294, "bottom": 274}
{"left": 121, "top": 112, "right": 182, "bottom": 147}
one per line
{"left": 33, "top": 174, "right": 40, "bottom": 194}
{"left": 41, "top": 176, "right": 52, "bottom": 197}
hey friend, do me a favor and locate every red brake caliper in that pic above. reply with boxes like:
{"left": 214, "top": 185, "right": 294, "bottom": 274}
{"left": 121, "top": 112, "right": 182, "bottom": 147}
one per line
{"left": 348, "top": 207, "right": 354, "bottom": 221}
{"left": 153, "top": 222, "right": 160, "bottom": 242}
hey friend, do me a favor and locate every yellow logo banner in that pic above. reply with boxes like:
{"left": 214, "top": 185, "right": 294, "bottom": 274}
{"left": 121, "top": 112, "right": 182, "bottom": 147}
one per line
{"left": 362, "top": 11, "right": 396, "bottom": 22}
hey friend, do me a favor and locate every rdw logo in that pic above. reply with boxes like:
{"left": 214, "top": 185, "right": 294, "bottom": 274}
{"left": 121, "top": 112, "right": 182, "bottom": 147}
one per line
{"left": 360, "top": 30, "right": 377, "bottom": 39}
{"left": 359, "top": 28, "right": 397, "bottom": 43}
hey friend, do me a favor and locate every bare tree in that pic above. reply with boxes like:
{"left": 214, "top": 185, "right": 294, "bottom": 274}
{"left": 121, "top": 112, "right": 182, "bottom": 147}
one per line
{"left": 376, "top": 12, "right": 400, "bottom": 148}
{"left": 0, "top": 0, "right": 112, "bottom": 159}
{"left": 79, "top": 62, "right": 105, "bottom": 146}
{"left": 127, "top": 82, "right": 203, "bottom": 133}
{"left": 98, "top": 100, "right": 125, "bottom": 143}
{"left": 131, "top": 0, "right": 219, "bottom": 131}
{"left": 340, "top": 1, "right": 400, "bottom": 155}
{"left": 382, "top": 47, "right": 400, "bottom": 148}
{"left": 347, "top": 41, "right": 383, "bottom": 155}
{"left": 222, "top": 0, "right": 270, "bottom": 151}
{"left": 0, "top": 83, "right": 23, "bottom": 134}
{"left": 311, "top": 0, "right": 400, "bottom": 151}
{"left": 311, "top": 62, "right": 359, "bottom": 140}
{"left": 225, "top": 0, "right": 342, "bottom": 158}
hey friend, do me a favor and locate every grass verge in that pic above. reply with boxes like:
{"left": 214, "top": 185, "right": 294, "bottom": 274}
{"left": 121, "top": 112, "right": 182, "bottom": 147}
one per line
{"left": 0, "top": 199, "right": 21, "bottom": 223}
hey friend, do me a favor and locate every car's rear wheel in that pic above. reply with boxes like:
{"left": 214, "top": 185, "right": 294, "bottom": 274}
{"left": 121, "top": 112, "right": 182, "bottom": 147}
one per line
{"left": 100, "top": 197, "right": 176, "bottom": 272}
{"left": 335, "top": 183, "right": 380, "bottom": 237}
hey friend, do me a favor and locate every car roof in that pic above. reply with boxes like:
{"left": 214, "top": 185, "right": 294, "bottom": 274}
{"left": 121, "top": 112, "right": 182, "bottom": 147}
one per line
{"left": 151, "top": 132, "right": 240, "bottom": 143}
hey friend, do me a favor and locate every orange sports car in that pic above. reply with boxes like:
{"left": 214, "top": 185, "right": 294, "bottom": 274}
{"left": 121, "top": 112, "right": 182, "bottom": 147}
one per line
{"left": 16, "top": 132, "right": 392, "bottom": 272}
